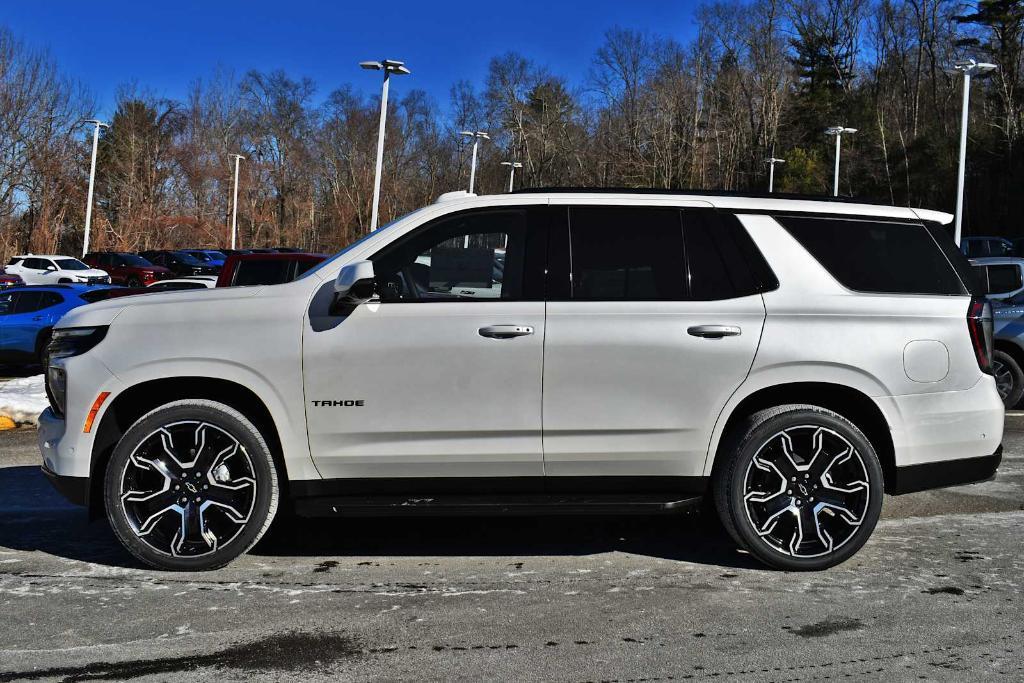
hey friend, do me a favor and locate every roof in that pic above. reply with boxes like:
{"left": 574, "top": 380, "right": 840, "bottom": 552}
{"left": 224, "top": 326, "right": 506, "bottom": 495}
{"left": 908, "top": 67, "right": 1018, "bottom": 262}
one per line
{"left": 12, "top": 254, "right": 81, "bottom": 260}
{"left": 442, "top": 189, "right": 955, "bottom": 225}
{"left": 1, "top": 283, "right": 118, "bottom": 292}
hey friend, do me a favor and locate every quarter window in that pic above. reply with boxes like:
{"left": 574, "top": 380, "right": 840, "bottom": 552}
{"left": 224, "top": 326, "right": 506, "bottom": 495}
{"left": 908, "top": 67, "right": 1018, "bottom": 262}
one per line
{"left": 778, "top": 216, "right": 967, "bottom": 295}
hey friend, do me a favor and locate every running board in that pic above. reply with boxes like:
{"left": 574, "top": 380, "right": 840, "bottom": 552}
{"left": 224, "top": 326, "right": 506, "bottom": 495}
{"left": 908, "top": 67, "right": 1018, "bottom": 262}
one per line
{"left": 293, "top": 493, "right": 705, "bottom": 518}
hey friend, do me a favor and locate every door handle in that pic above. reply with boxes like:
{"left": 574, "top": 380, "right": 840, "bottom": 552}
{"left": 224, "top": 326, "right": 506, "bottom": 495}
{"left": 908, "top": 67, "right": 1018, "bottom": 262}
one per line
{"left": 478, "top": 325, "right": 534, "bottom": 339}
{"left": 688, "top": 324, "right": 741, "bottom": 339}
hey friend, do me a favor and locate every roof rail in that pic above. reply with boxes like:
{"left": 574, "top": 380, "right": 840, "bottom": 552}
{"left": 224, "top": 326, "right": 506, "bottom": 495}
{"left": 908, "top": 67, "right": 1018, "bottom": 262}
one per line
{"left": 509, "top": 186, "right": 891, "bottom": 205}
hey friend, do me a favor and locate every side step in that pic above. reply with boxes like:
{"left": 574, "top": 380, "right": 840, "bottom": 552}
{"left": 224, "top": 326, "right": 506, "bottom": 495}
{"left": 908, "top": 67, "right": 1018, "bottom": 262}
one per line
{"left": 293, "top": 493, "right": 705, "bottom": 517}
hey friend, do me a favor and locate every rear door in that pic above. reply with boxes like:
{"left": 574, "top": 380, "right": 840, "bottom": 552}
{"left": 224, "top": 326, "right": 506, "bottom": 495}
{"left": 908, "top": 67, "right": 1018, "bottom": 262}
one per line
{"left": 541, "top": 204, "right": 769, "bottom": 481}
{"left": 0, "top": 292, "right": 16, "bottom": 361}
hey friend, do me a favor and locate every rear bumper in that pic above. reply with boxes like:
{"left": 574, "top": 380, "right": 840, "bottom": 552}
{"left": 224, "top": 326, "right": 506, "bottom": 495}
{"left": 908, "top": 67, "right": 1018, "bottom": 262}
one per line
{"left": 891, "top": 445, "right": 1002, "bottom": 494}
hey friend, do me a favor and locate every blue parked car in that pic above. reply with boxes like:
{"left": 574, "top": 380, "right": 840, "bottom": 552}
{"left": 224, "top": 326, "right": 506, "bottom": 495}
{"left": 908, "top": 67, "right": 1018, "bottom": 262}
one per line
{"left": 0, "top": 285, "right": 128, "bottom": 365}
{"left": 183, "top": 249, "right": 227, "bottom": 268}
{"left": 988, "top": 292, "right": 1024, "bottom": 407}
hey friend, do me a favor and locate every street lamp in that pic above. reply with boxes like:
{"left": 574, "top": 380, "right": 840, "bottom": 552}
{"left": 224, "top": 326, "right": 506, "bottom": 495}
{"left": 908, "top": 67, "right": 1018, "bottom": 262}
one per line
{"left": 81, "top": 119, "right": 108, "bottom": 256}
{"left": 500, "top": 161, "right": 522, "bottom": 192}
{"left": 824, "top": 126, "right": 857, "bottom": 197}
{"left": 764, "top": 157, "right": 785, "bottom": 193}
{"left": 460, "top": 131, "right": 489, "bottom": 194}
{"left": 229, "top": 154, "right": 245, "bottom": 250}
{"left": 953, "top": 58, "right": 998, "bottom": 246}
{"left": 361, "top": 59, "right": 410, "bottom": 231}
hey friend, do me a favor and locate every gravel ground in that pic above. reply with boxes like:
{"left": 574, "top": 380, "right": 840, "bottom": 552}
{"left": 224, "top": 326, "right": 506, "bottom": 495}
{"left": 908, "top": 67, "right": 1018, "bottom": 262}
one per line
{"left": 0, "top": 427, "right": 1021, "bottom": 682}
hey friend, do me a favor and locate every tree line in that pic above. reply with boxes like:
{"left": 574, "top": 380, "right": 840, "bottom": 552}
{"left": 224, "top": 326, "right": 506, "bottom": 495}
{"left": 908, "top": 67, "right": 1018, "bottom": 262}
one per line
{"left": 0, "top": 0, "right": 1021, "bottom": 261}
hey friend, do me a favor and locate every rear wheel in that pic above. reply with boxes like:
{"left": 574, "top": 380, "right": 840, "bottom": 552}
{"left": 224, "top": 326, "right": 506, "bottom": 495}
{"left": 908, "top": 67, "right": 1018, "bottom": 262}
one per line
{"left": 992, "top": 350, "right": 1024, "bottom": 408}
{"left": 103, "top": 399, "right": 279, "bottom": 571}
{"left": 714, "top": 404, "right": 883, "bottom": 571}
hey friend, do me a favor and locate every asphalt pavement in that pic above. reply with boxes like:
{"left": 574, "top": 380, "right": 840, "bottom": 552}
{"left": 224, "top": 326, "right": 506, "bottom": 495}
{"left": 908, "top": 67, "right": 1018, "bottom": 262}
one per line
{"left": 0, "top": 427, "right": 1021, "bottom": 682}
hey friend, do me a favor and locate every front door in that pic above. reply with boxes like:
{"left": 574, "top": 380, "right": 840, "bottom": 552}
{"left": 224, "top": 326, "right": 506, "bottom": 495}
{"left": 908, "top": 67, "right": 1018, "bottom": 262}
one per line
{"left": 303, "top": 206, "right": 548, "bottom": 481}
{"left": 541, "top": 205, "right": 767, "bottom": 481}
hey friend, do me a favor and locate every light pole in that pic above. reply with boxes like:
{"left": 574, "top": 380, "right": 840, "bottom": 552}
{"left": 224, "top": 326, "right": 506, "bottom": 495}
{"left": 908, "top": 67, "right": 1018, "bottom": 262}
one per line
{"left": 824, "top": 126, "right": 857, "bottom": 197}
{"left": 360, "top": 59, "right": 410, "bottom": 231}
{"left": 81, "top": 119, "right": 108, "bottom": 256}
{"left": 765, "top": 157, "right": 785, "bottom": 193}
{"left": 953, "top": 59, "right": 998, "bottom": 246}
{"left": 229, "top": 154, "right": 245, "bottom": 250}
{"left": 460, "top": 131, "right": 489, "bottom": 193}
{"left": 500, "top": 161, "right": 522, "bottom": 192}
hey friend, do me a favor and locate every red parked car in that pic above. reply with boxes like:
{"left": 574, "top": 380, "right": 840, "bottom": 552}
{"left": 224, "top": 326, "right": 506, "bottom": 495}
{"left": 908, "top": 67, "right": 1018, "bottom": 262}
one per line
{"left": 216, "top": 252, "right": 326, "bottom": 287}
{"left": 0, "top": 273, "right": 23, "bottom": 289}
{"left": 83, "top": 252, "right": 173, "bottom": 287}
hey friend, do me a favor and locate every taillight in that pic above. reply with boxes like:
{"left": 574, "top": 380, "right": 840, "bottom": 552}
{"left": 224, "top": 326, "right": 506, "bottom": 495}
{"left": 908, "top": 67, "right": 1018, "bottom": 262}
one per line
{"left": 967, "top": 298, "right": 994, "bottom": 374}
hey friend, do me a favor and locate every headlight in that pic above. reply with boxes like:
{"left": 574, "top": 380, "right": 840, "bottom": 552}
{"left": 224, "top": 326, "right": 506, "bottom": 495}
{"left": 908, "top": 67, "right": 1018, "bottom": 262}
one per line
{"left": 45, "top": 327, "right": 108, "bottom": 418}
{"left": 47, "top": 326, "right": 108, "bottom": 362}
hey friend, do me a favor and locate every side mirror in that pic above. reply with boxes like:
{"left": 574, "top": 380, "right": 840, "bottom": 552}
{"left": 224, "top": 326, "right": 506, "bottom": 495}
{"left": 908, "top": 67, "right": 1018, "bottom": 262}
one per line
{"left": 330, "top": 260, "right": 376, "bottom": 315}
{"left": 45, "top": 265, "right": 56, "bottom": 271}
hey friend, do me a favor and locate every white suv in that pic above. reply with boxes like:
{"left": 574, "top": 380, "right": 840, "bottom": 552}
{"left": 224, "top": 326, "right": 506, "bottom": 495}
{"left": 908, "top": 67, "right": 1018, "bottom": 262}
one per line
{"left": 6, "top": 255, "right": 110, "bottom": 285}
{"left": 38, "top": 191, "right": 1004, "bottom": 571}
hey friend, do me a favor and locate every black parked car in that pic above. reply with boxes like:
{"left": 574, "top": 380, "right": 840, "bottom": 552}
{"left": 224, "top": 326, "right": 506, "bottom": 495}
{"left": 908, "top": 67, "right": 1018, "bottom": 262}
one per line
{"left": 139, "top": 250, "right": 221, "bottom": 276}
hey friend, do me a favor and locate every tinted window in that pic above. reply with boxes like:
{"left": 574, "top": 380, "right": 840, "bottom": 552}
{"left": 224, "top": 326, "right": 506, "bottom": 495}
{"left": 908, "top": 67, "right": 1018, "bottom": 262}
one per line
{"left": 13, "top": 291, "right": 43, "bottom": 313}
{"left": 924, "top": 223, "right": 980, "bottom": 296}
{"left": 6, "top": 258, "right": 22, "bottom": 267}
{"left": 778, "top": 216, "right": 967, "bottom": 295}
{"left": 37, "top": 292, "right": 63, "bottom": 309}
{"left": 373, "top": 209, "right": 535, "bottom": 302}
{"left": 684, "top": 212, "right": 736, "bottom": 300}
{"left": 232, "top": 260, "right": 293, "bottom": 287}
{"left": 121, "top": 254, "right": 152, "bottom": 267}
{"left": 569, "top": 207, "right": 684, "bottom": 300}
{"left": 23, "top": 258, "right": 48, "bottom": 270}
{"left": 986, "top": 264, "right": 1023, "bottom": 293}
{"left": 148, "top": 281, "right": 208, "bottom": 291}
{"left": 0, "top": 293, "right": 13, "bottom": 314}
{"left": 54, "top": 258, "right": 88, "bottom": 271}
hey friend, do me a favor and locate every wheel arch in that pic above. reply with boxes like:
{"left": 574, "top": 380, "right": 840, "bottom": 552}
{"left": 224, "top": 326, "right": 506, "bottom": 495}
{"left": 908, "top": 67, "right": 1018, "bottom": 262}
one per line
{"left": 88, "top": 376, "right": 289, "bottom": 518}
{"left": 707, "top": 382, "right": 896, "bottom": 492}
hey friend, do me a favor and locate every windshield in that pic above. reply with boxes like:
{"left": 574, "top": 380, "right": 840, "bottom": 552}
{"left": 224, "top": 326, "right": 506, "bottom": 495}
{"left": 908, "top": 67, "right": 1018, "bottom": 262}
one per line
{"left": 54, "top": 258, "right": 89, "bottom": 271}
{"left": 121, "top": 254, "right": 153, "bottom": 267}
{"left": 172, "top": 251, "right": 203, "bottom": 265}
{"left": 205, "top": 251, "right": 226, "bottom": 259}
{"left": 296, "top": 208, "right": 421, "bottom": 281}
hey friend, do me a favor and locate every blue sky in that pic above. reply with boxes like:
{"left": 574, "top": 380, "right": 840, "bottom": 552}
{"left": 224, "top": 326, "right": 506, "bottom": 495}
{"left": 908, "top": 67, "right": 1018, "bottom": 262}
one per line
{"left": 1, "top": 0, "right": 700, "bottom": 118}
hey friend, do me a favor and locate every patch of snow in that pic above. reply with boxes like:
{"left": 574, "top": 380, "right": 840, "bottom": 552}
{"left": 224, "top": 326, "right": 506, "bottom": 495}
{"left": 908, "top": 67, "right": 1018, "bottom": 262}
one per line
{"left": 0, "top": 375, "right": 47, "bottom": 425}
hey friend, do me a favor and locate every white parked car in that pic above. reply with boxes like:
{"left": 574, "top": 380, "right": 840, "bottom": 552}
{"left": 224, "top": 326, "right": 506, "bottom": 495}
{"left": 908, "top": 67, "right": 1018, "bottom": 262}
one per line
{"left": 38, "top": 190, "right": 1003, "bottom": 572}
{"left": 5, "top": 254, "right": 110, "bottom": 285}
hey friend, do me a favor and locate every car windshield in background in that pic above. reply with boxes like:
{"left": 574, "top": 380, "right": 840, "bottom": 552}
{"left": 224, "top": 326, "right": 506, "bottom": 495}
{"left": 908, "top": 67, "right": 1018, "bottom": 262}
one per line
{"left": 171, "top": 252, "right": 203, "bottom": 265}
{"left": 121, "top": 254, "right": 153, "bottom": 267}
{"left": 54, "top": 259, "right": 89, "bottom": 270}
{"left": 206, "top": 251, "right": 226, "bottom": 259}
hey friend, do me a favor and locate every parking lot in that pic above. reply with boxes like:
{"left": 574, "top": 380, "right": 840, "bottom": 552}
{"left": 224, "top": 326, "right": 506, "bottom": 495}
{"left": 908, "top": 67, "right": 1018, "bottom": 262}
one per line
{"left": 0, "top": 424, "right": 1020, "bottom": 681}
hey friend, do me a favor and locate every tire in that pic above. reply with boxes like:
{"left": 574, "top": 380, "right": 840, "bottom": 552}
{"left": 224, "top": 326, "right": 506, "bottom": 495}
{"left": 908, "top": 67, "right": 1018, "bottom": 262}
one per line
{"left": 713, "top": 404, "right": 884, "bottom": 571}
{"left": 35, "top": 328, "right": 52, "bottom": 366}
{"left": 126, "top": 276, "right": 142, "bottom": 288}
{"left": 103, "top": 399, "right": 279, "bottom": 571}
{"left": 992, "top": 350, "right": 1024, "bottom": 409}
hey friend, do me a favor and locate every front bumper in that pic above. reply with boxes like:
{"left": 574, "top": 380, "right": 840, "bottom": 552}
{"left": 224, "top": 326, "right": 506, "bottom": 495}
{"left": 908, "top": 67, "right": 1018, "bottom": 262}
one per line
{"left": 891, "top": 444, "right": 1002, "bottom": 494}
{"left": 41, "top": 463, "right": 89, "bottom": 507}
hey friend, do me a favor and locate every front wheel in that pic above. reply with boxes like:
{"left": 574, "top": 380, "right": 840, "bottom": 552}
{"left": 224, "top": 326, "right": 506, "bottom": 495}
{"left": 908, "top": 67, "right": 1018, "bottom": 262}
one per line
{"left": 126, "top": 276, "right": 142, "bottom": 288}
{"left": 713, "top": 404, "right": 883, "bottom": 571}
{"left": 104, "top": 399, "right": 279, "bottom": 571}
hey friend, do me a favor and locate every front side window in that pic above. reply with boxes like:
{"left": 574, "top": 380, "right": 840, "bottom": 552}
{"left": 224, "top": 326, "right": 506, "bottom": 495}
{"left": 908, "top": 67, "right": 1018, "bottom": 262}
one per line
{"left": 13, "top": 291, "right": 43, "bottom": 313}
{"left": 0, "top": 293, "right": 13, "bottom": 315}
{"left": 54, "top": 258, "right": 89, "bottom": 271}
{"left": 121, "top": 254, "right": 152, "bottom": 267}
{"left": 372, "top": 209, "right": 535, "bottom": 302}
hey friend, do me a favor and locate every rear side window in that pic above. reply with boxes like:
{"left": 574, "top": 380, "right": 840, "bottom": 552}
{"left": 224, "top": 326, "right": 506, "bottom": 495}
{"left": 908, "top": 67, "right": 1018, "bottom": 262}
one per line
{"left": 13, "top": 291, "right": 43, "bottom": 313}
{"left": 778, "top": 216, "right": 967, "bottom": 295}
{"left": 924, "top": 222, "right": 981, "bottom": 296}
{"left": 232, "top": 260, "right": 293, "bottom": 286}
{"left": 568, "top": 207, "right": 685, "bottom": 300}
{"left": 985, "top": 264, "right": 1023, "bottom": 293}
